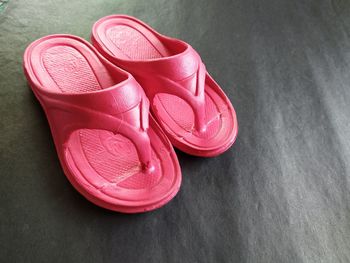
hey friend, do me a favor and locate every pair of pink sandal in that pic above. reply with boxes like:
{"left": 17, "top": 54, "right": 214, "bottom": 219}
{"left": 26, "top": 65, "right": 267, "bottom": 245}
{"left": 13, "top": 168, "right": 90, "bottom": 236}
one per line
{"left": 23, "top": 15, "right": 238, "bottom": 213}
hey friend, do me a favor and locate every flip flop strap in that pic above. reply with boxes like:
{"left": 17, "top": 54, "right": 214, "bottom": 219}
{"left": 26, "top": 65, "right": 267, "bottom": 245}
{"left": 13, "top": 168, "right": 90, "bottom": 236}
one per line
{"left": 44, "top": 95, "right": 153, "bottom": 171}
{"left": 147, "top": 61, "right": 207, "bottom": 132}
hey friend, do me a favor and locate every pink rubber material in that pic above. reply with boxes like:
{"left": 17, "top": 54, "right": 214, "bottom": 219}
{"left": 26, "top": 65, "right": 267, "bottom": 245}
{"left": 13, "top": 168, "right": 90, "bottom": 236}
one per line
{"left": 23, "top": 35, "right": 181, "bottom": 213}
{"left": 91, "top": 15, "right": 238, "bottom": 157}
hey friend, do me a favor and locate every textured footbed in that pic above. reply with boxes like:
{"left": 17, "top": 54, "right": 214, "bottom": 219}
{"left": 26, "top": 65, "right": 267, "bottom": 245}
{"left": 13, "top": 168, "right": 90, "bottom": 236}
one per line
{"left": 102, "top": 22, "right": 232, "bottom": 149}
{"left": 28, "top": 39, "right": 181, "bottom": 207}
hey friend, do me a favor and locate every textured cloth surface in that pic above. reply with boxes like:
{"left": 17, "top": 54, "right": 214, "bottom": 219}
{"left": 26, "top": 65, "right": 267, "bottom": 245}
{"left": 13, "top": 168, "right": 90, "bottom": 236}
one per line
{"left": 1, "top": 0, "right": 350, "bottom": 262}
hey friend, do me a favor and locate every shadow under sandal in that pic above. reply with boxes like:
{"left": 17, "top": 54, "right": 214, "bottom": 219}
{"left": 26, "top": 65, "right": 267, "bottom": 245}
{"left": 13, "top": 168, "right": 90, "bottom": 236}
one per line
{"left": 92, "top": 15, "right": 238, "bottom": 157}
{"left": 23, "top": 35, "right": 181, "bottom": 213}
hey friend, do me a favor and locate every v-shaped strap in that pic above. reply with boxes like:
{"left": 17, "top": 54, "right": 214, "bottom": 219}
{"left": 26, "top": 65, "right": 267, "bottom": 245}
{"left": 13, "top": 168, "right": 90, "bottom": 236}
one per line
{"left": 129, "top": 47, "right": 208, "bottom": 132}
{"left": 39, "top": 83, "right": 154, "bottom": 172}
{"left": 150, "top": 61, "right": 207, "bottom": 132}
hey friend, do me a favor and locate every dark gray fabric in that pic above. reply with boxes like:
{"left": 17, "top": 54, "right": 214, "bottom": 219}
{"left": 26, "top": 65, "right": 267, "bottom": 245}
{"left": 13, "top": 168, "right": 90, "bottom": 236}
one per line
{"left": 1, "top": 0, "right": 350, "bottom": 262}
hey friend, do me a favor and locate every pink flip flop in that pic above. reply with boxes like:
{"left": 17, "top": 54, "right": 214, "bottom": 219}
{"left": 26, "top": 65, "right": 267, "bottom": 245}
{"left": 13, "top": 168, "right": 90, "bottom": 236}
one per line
{"left": 23, "top": 35, "right": 181, "bottom": 213}
{"left": 91, "top": 15, "right": 238, "bottom": 157}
